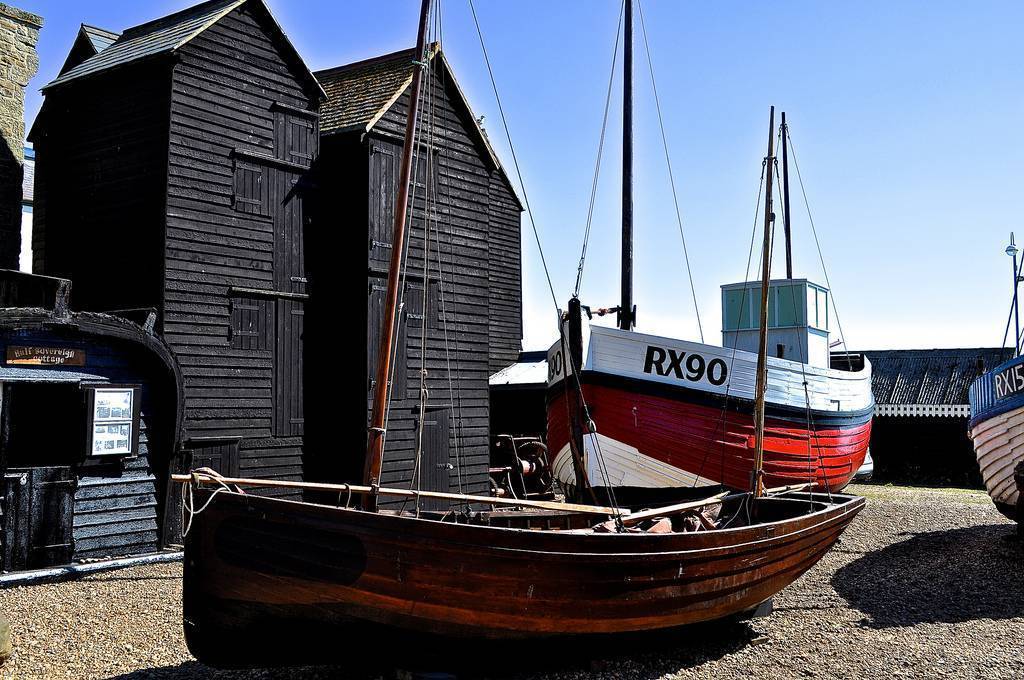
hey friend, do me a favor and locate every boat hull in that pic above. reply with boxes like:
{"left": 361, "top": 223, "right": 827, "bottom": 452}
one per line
{"left": 547, "top": 373, "right": 872, "bottom": 492}
{"left": 182, "top": 490, "right": 863, "bottom": 666}
{"left": 969, "top": 356, "right": 1024, "bottom": 522}
{"left": 545, "top": 326, "right": 873, "bottom": 493}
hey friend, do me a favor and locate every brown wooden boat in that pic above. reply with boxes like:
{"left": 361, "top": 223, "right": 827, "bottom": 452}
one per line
{"left": 177, "top": 0, "right": 866, "bottom": 668}
{"left": 179, "top": 475, "right": 862, "bottom": 665}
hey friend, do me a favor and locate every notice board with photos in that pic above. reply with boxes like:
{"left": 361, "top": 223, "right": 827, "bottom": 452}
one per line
{"left": 86, "top": 386, "right": 141, "bottom": 457}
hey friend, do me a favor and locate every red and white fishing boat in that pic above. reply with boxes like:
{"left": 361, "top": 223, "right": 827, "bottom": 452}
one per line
{"left": 546, "top": 308, "right": 873, "bottom": 493}
{"left": 545, "top": 76, "right": 873, "bottom": 494}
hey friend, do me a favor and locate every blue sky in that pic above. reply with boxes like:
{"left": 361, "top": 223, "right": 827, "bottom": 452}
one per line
{"left": 19, "top": 0, "right": 1024, "bottom": 351}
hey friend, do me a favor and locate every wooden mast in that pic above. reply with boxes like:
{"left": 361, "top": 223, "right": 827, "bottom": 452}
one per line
{"left": 619, "top": 0, "right": 634, "bottom": 331}
{"left": 781, "top": 111, "right": 793, "bottom": 279}
{"left": 363, "top": 0, "right": 433, "bottom": 511}
{"left": 752, "top": 106, "right": 776, "bottom": 498}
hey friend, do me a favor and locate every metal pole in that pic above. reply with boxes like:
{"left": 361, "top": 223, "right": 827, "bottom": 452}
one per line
{"left": 363, "top": 0, "right": 432, "bottom": 511}
{"left": 619, "top": 0, "right": 634, "bottom": 331}
{"left": 1013, "top": 235, "right": 1021, "bottom": 356}
{"left": 781, "top": 112, "right": 793, "bottom": 279}
{"left": 753, "top": 107, "right": 776, "bottom": 499}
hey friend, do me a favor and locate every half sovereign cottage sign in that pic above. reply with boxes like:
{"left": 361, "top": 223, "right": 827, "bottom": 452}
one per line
{"left": 6, "top": 346, "right": 86, "bottom": 366}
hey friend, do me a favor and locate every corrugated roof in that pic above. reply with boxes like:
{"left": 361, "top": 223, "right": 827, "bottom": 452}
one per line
{"left": 21, "top": 155, "right": 33, "bottom": 205}
{"left": 864, "top": 348, "right": 1013, "bottom": 406}
{"left": 82, "top": 24, "right": 120, "bottom": 53}
{"left": 45, "top": 0, "right": 245, "bottom": 90}
{"left": 489, "top": 351, "right": 548, "bottom": 388}
{"left": 315, "top": 46, "right": 521, "bottom": 209}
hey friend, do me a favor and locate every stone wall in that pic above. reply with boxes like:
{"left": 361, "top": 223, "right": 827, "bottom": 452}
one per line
{"left": 0, "top": 3, "right": 41, "bottom": 270}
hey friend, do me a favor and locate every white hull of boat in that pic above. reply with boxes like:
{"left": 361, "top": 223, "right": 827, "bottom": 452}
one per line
{"left": 970, "top": 404, "right": 1024, "bottom": 512}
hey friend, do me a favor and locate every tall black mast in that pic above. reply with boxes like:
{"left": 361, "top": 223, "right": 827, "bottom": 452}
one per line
{"left": 619, "top": 0, "right": 635, "bottom": 330}
{"left": 781, "top": 111, "right": 793, "bottom": 279}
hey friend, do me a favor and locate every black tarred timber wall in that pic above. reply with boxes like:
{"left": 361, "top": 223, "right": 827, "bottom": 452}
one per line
{"left": 30, "top": 61, "right": 171, "bottom": 311}
{"left": 31, "top": 3, "right": 321, "bottom": 498}
{"left": 163, "top": 6, "right": 319, "bottom": 494}
{"left": 312, "top": 60, "right": 523, "bottom": 499}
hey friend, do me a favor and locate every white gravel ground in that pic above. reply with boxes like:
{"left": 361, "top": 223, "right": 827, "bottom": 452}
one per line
{"left": 0, "top": 483, "right": 1020, "bottom": 679}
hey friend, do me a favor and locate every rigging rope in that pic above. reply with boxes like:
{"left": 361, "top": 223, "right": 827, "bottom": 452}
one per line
{"left": 693, "top": 157, "right": 766, "bottom": 487}
{"left": 411, "top": 27, "right": 441, "bottom": 515}
{"left": 469, "top": 0, "right": 624, "bottom": 527}
{"left": 773, "top": 158, "right": 833, "bottom": 501}
{"left": 431, "top": 50, "right": 468, "bottom": 496}
{"left": 784, "top": 127, "right": 853, "bottom": 368}
{"left": 636, "top": 0, "right": 704, "bottom": 342}
{"left": 467, "top": 0, "right": 559, "bottom": 314}
{"left": 573, "top": 0, "right": 624, "bottom": 298}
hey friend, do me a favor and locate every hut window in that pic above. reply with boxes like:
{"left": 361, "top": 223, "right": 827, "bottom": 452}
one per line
{"left": 229, "top": 294, "right": 273, "bottom": 351}
{"left": 85, "top": 386, "right": 141, "bottom": 458}
{"left": 233, "top": 160, "right": 268, "bottom": 216}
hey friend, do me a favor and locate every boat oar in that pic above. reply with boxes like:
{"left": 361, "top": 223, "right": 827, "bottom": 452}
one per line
{"left": 616, "top": 482, "right": 818, "bottom": 527}
{"left": 618, "top": 491, "right": 731, "bottom": 527}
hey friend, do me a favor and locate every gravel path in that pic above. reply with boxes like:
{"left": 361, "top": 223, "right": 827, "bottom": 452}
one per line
{"left": 0, "top": 484, "right": 1020, "bottom": 679}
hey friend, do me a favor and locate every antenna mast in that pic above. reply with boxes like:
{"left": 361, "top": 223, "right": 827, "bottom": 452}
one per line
{"left": 781, "top": 111, "right": 793, "bottom": 279}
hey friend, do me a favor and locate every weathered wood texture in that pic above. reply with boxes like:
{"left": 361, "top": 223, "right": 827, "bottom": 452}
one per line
{"left": 314, "top": 53, "right": 522, "bottom": 500}
{"left": 0, "top": 309, "right": 181, "bottom": 565}
{"left": 30, "top": 60, "right": 171, "bottom": 310}
{"left": 164, "top": 5, "right": 318, "bottom": 493}
{"left": 181, "top": 488, "right": 864, "bottom": 666}
{"left": 31, "top": 2, "right": 321, "bottom": 501}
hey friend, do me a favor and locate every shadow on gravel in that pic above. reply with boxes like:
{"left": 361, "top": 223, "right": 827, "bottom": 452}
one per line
{"left": 104, "top": 619, "right": 757, "bottom": 680}
{"left": 833, "top": 523, "right": 1024, "bottom": 628}
{"left": 105, "top": 662, "right": 348, "bottom": 679}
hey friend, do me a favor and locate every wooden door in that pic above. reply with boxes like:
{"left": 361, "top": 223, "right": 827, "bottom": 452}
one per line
{"left": 366, "top": 277, "right": 409, "bottom": 415}
{"left": 275, "top": 298, "right": 304, "bottom": 437}
{"left": 185, "top": 439, "right": 240, "bottom": 478}
{"left": 2, "top": 467, "right": 74, "bottom": 570}
{"left": 368, "top": 140, "right": 399, "bottom": 270}
{"left": 417, "top": 407, "right": 451, "bottom": 511}
{"left": 272, "top": 113, "right": 312, "bottom": 438}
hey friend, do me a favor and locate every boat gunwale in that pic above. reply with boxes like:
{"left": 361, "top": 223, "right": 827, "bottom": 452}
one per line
{"left": 190, "top": 486, "right": 865, "bottom": 558}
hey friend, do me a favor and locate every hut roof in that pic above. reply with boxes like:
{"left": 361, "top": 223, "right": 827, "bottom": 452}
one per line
{"left": 81, "top": 24, "right": 120, "bottom": 53}
{"left": 864, "top": 347, "right": 1013, "bottom": 416}
{"left": 43, "top": 0, "right": 324, "bottom": 99}
{"left": 315, "top": 46, "right": 521, "bottom": 209}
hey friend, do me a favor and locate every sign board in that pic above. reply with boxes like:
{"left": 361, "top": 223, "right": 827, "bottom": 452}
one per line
{"left": 6, "top": 345, "right": 85, "bottom": 367}
{"left": 86, "top": 387, "right": 140, "bottom": 457}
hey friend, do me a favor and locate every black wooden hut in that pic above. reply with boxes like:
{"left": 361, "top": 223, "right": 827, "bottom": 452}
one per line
{"left": 311, "top": 47, "right": 523, "bottom": 497}
{"left": 0, "top": 270, "right": 182, "bottom": 571}
{"left": 864, "top": 347, "right": 1013, "bottom": 486}
{"left": 29, "top": 0, "right": 324, "bottom": 494}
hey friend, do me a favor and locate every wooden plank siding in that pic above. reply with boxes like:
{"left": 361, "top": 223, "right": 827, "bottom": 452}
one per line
{"left": 30, "top": 60, "right": 171, "bottom": 313}
{"left": 0, "top": 320, "right": 179, "bottom": 564}
{"left": 314, "top": 54, "right": 522, "bottom": 499}
{"left": 164, "top": 4, "right": 319, "bottom": 494}
{"left": 487, "top": 174, "right": 523, "bottom": 372}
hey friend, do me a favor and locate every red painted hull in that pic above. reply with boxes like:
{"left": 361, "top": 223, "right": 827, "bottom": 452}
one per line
{"left": 548, "top": 380, "right": 871, "bottom": 492}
